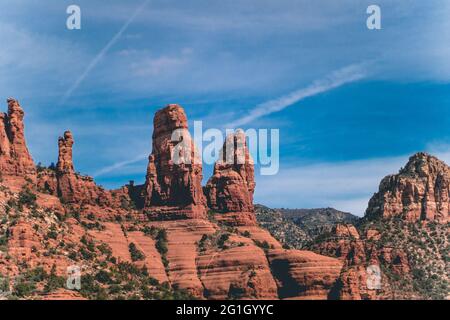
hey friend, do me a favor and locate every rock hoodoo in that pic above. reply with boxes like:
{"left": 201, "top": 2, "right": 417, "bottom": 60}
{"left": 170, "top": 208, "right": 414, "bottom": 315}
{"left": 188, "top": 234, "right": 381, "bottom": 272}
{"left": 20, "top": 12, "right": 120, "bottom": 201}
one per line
{"left": 365, "top": 152, "right": 449, "bottom": 223}
{"left": 0, "top": 98, "right": 36, "bottom": 179}
{"left": 54, "top": 130, "right": 111, "bottom": 206}
{"left": 143, "top": 104, "right": 206, "bottom": 220}
{"left": 205, "top": 130, "right": 256, "bottom": 226}
{"left": 57, "top": 131, "right": 75, "bottom": 174}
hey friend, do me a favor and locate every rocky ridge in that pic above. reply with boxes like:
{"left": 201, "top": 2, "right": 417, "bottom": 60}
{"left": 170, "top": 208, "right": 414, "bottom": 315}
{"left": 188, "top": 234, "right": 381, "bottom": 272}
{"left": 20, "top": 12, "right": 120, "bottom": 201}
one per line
{"left": 366, "top": 152, "right": 449, "bottom": 223}
{"left": 0, "top": 98, "right": 343, "bottom": 300}
{"left": 307, "top": 154, "right": 449, "bottom": 299}
{"left": 0, "top": 98, "right": 447, "bottom": 300}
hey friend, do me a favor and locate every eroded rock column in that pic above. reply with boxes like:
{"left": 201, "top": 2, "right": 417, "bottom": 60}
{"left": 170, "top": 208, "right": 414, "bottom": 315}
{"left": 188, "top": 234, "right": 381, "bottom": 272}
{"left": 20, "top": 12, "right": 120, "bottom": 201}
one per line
{"left": 205, "top": 130, "right": 257, "bottom": 226}
{"left": 143, "top": 104, "right": 206, "bottom": 220}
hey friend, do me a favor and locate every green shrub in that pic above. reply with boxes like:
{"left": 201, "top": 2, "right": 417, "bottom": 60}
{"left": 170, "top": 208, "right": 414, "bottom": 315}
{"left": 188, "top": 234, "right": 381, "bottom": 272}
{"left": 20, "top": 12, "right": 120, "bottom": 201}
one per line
{"left": 18, "top": 188, "right": 37, "bottom": 207}
{"left": 129, "top": 243, "right": 145, "bottom": 262}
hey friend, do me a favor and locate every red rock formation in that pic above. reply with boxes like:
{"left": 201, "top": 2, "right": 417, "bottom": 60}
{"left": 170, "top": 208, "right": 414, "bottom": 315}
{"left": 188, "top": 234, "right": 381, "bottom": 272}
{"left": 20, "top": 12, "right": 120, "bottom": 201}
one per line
{"left": 1, "top": 97, "right": 384, "bottom": 300}
{"left": 0, "top": 98, "right": 36, "bottom": 179}
{"left": 55, "top": 131, "right": 111, "bottom": 206}
{"left": 40, "top": 289, "right": 87, "bottom": 300}
{"left": 268, "top": 249, "right": 343, "bottom": 300}
{"left": 366, "top": 152, "right": 449, "bottom": 223}
{"left": 7, "top": 220, "right": 42, "bottom": 262}
{"left": 143, "top": 104, "right": 206, "bottom": 220}
{"left": 311, "top": 224, "right": 412, "bottom": 300}
{"left": 335, "top": 224, "right": 360, "bottom": 239}
{"left": 197, "top": 244, "right": 278, "bottom": 299}
{"left": 37, "top": 169, "right": 58, "bottom": 195}
{"left": 149, "top": 219, "right": 217, "bottom": 296}
{"left": 205, "top": 131, "right": 256, "bottom": 226}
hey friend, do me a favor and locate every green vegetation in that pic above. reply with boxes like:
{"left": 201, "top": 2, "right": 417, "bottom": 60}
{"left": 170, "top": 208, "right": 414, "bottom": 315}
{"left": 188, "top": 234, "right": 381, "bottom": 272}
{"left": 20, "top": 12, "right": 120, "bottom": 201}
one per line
{"left": 18, "top": 188, "right": 37, "bottom": 208}
{"left": 154, "top": 229, "right": 169, "bottom": 269}
{"left": 254, "top": 240, "right": 271, "bottom": 250}
{"left": 217, "top": 233, "right": 230, "bottom": 249}
{"left": 79, "top": 262, "right": 193, "bottom": 300}
{"left": 129, "top": 243, "right": 145, "bottom": 262}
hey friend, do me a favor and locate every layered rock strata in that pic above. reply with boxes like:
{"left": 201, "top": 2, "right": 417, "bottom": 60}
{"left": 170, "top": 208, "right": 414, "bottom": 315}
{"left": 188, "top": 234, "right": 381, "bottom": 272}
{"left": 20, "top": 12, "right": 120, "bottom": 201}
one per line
{"left": 0, "top": 98, "right": 36, "bottom": 180}
{"left": 366, "top": 152, "right": 449, "bottom": 223}
{"left": 205, "top": 131, "right": 256, "bottom": 226}
{"left": 143, "top": 104, "right": 206, "bottom": 220}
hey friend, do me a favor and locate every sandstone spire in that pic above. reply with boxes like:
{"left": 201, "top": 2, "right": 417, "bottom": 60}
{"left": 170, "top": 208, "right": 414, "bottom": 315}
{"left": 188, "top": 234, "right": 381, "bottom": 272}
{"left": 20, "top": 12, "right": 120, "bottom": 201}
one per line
{"left": 55, "top": 130, "right": 111, "bottom": 206}
{"left": 57, "top": 131, "right": 74, "bottom": 174}
{"left": 0, "top": 98, "right": 36, "bottom": 177}
{"left": 204, "top": 130, "right": 256, "bottom": 225}
{"left": 143, "top": 104, "right": 206, "bottom": 220}
{"left": 365, "top": 152, "right": 449, "bottom": 223}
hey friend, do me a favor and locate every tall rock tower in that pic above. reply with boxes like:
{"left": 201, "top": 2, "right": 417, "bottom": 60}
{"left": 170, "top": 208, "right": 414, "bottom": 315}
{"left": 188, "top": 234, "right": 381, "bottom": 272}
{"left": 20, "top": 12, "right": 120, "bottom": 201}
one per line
{"left": 0, "top": 98, "right": 36, "bottom": 180}
{"left": 55, "top": 130, "right": 111, "bottom": 206}
{"left": 143, "top": 104, "right": 206, "bottom": 220}
{"left": 205, "top": 130, "right": 257, "bottom": 226}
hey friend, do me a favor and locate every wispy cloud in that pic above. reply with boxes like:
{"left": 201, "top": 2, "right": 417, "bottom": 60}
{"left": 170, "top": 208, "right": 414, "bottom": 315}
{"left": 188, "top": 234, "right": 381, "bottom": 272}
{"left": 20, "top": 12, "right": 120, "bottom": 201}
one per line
{"left": 226, "top": 63, "right": 368, "bottom": 128}
{"left": 60, "top": 0, "right": 151, "bottom": 104}
{"left": 93, "top": 153, "right": 148, "bottom": 178}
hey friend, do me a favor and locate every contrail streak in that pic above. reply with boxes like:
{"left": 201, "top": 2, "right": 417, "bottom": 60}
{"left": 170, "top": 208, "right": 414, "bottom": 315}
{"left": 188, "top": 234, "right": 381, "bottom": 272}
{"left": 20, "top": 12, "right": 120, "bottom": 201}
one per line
{"left": 226, "top": 63, "right": 368, "bottom": 128}
{"left": 93, "top": 153, "right": 148, "bottom": 177}
{"left": 60, "top": 0, "right": 151, "bottom": 104}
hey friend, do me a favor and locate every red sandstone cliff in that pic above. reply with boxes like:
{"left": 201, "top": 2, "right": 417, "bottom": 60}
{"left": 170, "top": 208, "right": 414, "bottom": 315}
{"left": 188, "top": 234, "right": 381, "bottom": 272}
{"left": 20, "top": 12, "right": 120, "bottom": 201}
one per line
{"left": 366, "top": 152, "right": 449, "bottom": 223}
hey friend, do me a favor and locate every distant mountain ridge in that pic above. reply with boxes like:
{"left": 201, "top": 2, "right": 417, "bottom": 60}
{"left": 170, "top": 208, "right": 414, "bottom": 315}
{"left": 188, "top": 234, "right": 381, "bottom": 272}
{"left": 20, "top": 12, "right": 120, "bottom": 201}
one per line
{"left": 255, "top": 205, "right": 360, "bottom": 249}
{"left": 278, "top": 207, "right": 359, "bottom": 237}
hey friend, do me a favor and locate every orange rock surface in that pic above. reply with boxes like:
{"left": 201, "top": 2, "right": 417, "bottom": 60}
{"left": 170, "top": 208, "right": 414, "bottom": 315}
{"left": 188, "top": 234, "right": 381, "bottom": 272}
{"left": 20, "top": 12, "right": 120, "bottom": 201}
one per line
{"left": 143, "top": 105, "right": 206, "bottom": 220}
{"left": 366, "top": 152, "right": 449, "bottom": 223}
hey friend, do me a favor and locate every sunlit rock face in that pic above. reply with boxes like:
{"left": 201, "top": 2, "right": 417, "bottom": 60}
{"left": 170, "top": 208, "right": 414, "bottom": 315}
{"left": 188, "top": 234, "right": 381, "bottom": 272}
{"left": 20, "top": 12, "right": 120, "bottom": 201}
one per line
{"left": 143, "top": 104, "right": 206, "bottom": 220}
{"left": 205, "top": 131, "right": 256, "bottom": 226}
{"left": 0, "top": 98, "right": 36, "bottom": 179}
{"left": 366, "top": 152, "right": 449, "bottom": 223}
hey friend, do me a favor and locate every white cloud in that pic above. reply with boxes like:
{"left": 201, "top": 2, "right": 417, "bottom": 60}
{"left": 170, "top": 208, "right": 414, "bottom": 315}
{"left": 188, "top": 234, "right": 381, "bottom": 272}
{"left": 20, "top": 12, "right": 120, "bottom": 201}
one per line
{"left": 0, "top": 22, "right": 86, "bottom": 100}
{"left": 226, "top": 63, "right": 368, "bottom": 128}
{"left": 93, "top": 153, "right": 148, "bottom": 177}
{"left": 130, "top": 50, "right": 191, "bottom": 77}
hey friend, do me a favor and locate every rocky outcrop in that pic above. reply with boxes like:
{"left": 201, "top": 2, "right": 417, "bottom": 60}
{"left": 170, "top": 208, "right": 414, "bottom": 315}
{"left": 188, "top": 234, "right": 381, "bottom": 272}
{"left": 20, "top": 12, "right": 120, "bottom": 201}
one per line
{"left": 5, "top": 97, "right": 415, "bottom": 300}
{"left": 149, "top": 219, "right": 217, "bottom": 296}
{"left": 54, "top": 131, "right": 112, "bottom": 206}
{"left": 268, "top": 249, "right": 343, "bottom": 299}
{"left": 40, "top": 289, "right": 87, "bottom": 300}
{"left": 366, "top": 152, "right": 449, "bottom": 223}
{"left": 310, "top": 223, "right": 412, "bottom": 300}
{"left": 0, "top": 98, "right": 36, "bottom": 179}
{"left": 197, "top": 244, "right": 279, "bottom": 299}
{"left": 334, "top": 224, "right": 360, "bottom": 239}
{"left": 7, "top": 220, "right": 42, "bottom": 262}
{"left": 143, "top": 104, "right": 206, "bottom": 220}
{"left": 205, "top": 131, "right": 256, "bottom": 226}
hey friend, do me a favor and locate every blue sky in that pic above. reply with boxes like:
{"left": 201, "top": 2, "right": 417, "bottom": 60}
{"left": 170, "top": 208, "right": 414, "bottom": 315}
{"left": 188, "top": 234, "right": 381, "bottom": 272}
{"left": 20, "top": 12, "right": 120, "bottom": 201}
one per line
{"left": 1, "top": 0, "right": 450, "bottom": 215}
